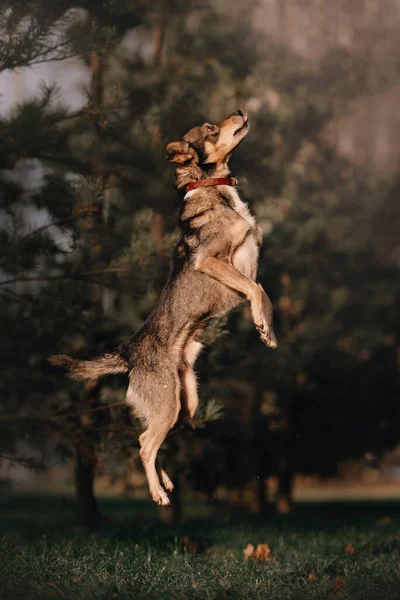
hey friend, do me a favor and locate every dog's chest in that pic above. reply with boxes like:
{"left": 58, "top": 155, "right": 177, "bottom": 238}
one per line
{"left": 224, "top": 187, "right": 260, "bottom": 280}
{"left": 224, "top": 187, "right": 256, "bottom": 228}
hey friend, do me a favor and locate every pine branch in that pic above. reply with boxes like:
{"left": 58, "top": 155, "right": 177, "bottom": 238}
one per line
{"left": 0, "top": 20, "right": 88, "bottom": 72}
{"left": 82, "top": 425, "right": 138, "bottom": 434}
{"left": 20, "top": 210, "right": 97, "bottom": 242}
{"left": 0, "top": 401, "right": 127, "bottom": 423}
{"left": 0, "top": 289, "right": 33, "bottom": 305}
{"left": 0, "top": 268, "right": 131, "bottom": 287}
{"left": 0, "top": 208, "right": 97, "bottom": 260}
{"left": 0, "top": 453, "right": 45, "bottom": 471}
{"left": 0, "top": 49, "right": 78, "bottom": 72}
{"left": 52, "top": 401, "right": 127, "bottom": 422}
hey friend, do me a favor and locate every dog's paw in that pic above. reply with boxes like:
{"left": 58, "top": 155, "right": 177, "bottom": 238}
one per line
{"left": 261, "top": 331, "right": 278, "bottom": 349}
{"left": 161, "top": 470, "right": 174, "bottom": 492}
{"left": 151, "top": 486, "right": 171, "bottom": 506}
{"left": 257, "top": 324, "right": 278, "bottom": 349}
{"left": 158, "top": 494, "right": 171, "bottom": 506}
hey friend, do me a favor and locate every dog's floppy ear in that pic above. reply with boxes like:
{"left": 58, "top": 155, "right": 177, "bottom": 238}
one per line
{"left": 165, "top": 140, "right": 198, "bottom": 164}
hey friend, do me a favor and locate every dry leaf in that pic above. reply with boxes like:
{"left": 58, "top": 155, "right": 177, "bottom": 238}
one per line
{"left": 345, "top": 543, "right": 356, "bottom": 555}
{"left": 333, "top": 578, "right": 346, "bottom": 593}
{"left": 254, "top": 543, "right": 274, "bottom": 561}
{"left": 307, "top": 573, "right": 318, "bottom": 582}
{"left": 243, "top": 543, "right": 255, "bottom": 559}
{"left": 182, "top": 535, "right": 200, "bottom": 554}
{"left": 243, "top": 543, "right": 275, "bottom": 562}
{"left": 74, "top": 575, "right": 83, "bottom": 583}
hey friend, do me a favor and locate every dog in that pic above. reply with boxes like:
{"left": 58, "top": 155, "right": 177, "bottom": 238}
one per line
{"left": 49, "top": 110, "right": 277, "bottom": 506}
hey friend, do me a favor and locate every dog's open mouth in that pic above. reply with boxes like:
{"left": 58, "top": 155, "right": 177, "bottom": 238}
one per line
{"left": 233, "top": 113, "right": 249, "bottom": 136}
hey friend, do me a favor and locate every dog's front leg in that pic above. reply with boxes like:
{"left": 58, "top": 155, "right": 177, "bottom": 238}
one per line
{"left": 256, "top": 282, "right": 278, "bottom": 348}
{"left": 195, "top": 256, "right": 277, "bottom": 348}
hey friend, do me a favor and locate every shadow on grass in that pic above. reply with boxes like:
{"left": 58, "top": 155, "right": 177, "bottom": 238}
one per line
{"left": 1, "top": 492, "right": 400, "bottom": 549}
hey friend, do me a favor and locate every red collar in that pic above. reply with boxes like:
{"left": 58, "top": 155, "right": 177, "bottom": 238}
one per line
{"left": 185, "top": 177, "right": 238, "bottom": 193}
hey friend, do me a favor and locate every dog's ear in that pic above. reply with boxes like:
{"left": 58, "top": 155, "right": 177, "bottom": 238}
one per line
{"left": 165, "top": 140, "right": 198, "bottom": 164}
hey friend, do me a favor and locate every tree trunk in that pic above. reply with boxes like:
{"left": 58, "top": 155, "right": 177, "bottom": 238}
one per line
{"left": 157, "top": 436, "right": 183, "bottom": 524}
{"left": 276, "top": 0, "right": 287, "bottom": 43}
{"left": 151, "top": 23, "right": 166, "bottom": 260}
{"left": 256, "top": 475, "right": 271, "bottom": 515}
{"left": 153, "top": 23, "right": 165, "bottom": 68}
{"left": 72, "top": 45, "right": 104, "bottom": 529}
{"left": 75, "top": 448, "right": 101, "bottom": 527}
{"left": 275, "top": 452, "right": 294, "bottom": 514}
{"left": 151, "top": 210, "right": 165, "bottom": 254}
{"left": 158, "top": 472, "right": 182, "bottom": 525}
{"left": 251, "top": 378, "right": 271, "bottom": 514}
{"left": 90, "top": 49, "right": 103, "bottom": 106}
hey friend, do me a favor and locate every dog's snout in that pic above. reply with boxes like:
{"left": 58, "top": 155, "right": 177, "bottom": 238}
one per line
{"left": 231, "top": 109, "right": 243, "bottom": 117}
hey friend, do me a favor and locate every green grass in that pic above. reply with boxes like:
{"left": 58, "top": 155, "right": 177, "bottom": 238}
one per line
{"left": 1, "top": 494, "right": 400, "bottom": 599}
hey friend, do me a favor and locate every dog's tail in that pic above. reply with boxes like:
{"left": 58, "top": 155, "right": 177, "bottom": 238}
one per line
{"left": 48, "top": 351, "right": 128, "bottom": 382}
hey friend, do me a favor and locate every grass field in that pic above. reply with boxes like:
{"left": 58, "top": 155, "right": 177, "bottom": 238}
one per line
{"left": 1, "top": 494, "right": 400, "bottom": 599}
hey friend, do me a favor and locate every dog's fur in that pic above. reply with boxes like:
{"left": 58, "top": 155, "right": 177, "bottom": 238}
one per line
{"left": 49, "top": 110, "right": 277, "bottom": 506}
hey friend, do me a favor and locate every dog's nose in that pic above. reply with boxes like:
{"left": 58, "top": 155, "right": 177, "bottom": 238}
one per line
{"left": 231, "top": 109, "right": 243, "bottom": 117}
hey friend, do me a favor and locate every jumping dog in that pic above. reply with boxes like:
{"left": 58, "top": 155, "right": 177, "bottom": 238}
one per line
{"left": 50, "top": 110, "right": 277, "bottom": 506}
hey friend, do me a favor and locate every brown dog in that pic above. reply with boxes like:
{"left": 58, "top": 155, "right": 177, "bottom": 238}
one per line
{"left": 50, "top": 110, "right": 277, "bottom": 506}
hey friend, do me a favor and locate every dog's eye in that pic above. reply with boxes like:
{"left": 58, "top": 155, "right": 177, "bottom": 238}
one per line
{"left": 206, "top": 125, "right": 214, "bottom": 132}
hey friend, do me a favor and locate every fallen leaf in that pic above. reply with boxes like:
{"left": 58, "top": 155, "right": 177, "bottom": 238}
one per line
{"left": 333, "top": 578, "right": 346, "bottom": 593}
{"left": 243, "top": 543, "right": 255, "bottom": 560}
{"left": 182, "top": 535, "right": 200, "bottom": 554}
{"left": 74, "top": 575, "right": 83, "bottom": 583}
{"left": 254, "top": 543, "right": 273, "bottom": 562}
{"left": 243, "top": 543, "right": 275, "bottom": 562}
{"left": 345, "top": 543, "right": 356, "bottom": 555}
{"left": 307, "top": 573, "right": 318, "bottom": 582}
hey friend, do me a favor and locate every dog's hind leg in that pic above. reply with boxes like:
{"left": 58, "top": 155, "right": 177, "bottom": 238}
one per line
{"left": 137, "top": 376, "right": 180, "bottom": 506}
{"left": 139, "top": 426, "right": 176, "bottom": 505}
{"left": 156, "top": 458, "right": 174, "bottom": 491}
{"left": 179, "top": 336, "right": 203, "bottom": 422}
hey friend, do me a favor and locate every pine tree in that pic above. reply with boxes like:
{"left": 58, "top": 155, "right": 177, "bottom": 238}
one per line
{"left": 1, "top": 0, "right": 262, "bottom": 523}
{"left": 1, "top": 0, "right": 399, "bottom": 522}
{"left": 0, "top": 0, "right": 167, "bottom": 523}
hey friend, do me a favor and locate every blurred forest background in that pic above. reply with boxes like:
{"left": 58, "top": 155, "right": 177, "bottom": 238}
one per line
{"left": 0, "top": 0, "right": 399, "bottom": 526}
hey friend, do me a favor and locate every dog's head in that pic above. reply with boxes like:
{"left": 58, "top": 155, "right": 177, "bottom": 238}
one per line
{"left": 166, "top": 110, "right": 249, "bottom": 188}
